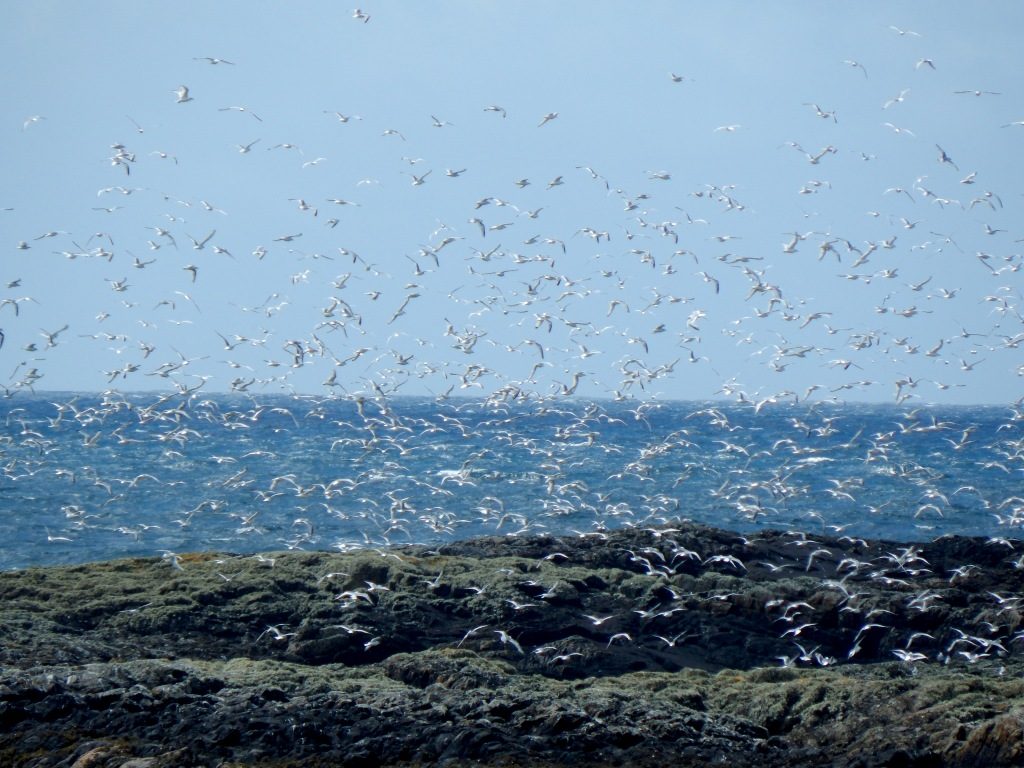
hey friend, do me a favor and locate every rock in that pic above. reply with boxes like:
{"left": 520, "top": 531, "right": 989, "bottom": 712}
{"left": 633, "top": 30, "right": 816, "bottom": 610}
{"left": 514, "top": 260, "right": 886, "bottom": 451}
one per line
{"left": 1, "top": 522, "right": 1022, "bottom": 766}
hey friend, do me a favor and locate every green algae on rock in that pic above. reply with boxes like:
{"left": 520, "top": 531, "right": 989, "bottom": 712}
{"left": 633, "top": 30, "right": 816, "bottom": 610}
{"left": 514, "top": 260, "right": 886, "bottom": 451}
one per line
{"left": 1, "top": 523, "right": 1023, "bottom": 766}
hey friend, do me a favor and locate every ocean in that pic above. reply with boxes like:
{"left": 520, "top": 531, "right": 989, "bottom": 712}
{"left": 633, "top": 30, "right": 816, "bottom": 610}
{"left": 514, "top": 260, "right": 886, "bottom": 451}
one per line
{"left": 1, "top": 391, "right": 1021, "bottom": 570}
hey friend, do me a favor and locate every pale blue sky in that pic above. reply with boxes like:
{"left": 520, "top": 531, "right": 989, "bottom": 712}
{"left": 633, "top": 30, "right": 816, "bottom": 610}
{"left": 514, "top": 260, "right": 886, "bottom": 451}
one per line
{"left": 3, "top": 2, "right": 1023, "bottom": 403}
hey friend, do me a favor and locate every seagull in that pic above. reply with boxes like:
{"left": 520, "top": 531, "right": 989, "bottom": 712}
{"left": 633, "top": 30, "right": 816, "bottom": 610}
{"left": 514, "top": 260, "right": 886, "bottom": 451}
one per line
{"left": 935, "top": 144, "right": 958, "bottom": 170}
{"left": 194, "top": 57, "right": 235, "bottom": 65}
{"left": 842, "top": 59, "right": 868, "bottom": 78}
{"left": 803, "top": 103, "right": 837, "bottom": 122}
{"left": 323, "top": 111, "right": 362, "bottom": 123}
{"left": 219, "top": 105, "right": 262, "bottom": 121}
{"left": 484, "top": 105, "right": 507, "bottom": 118}
{"left": 697, "top": 271, "right": 720, "bottom": 294}
{"left": 22, "top": 115, "right": 45, "bottom": 130}
{"left": 200, "top": 200, "right": 227, "bottom": 215}
{"left": 174, "top": 85, "right": 193, "bottom": 103}
{"left": 883, "top": 89, "right": 910, "bottom": 109}
{"left": 653, "top": 631, "right": 694, "bottom": 648}
{"left": 495, "top": 630, "right": 523, "bottom": 655}
{"left": 257, "top": 624, "right": 296, "bottom": 642}
{"left": 457, "top": 624, "right": 488, "bottom": 647}
{"left": 714, "top": 124, "right": 741, "bottom": 132}
{"left": 538, "top": 112, "right": 558, "bottom": 127}
{"left": 187, "top": 230, "right": 215, "bottom": 250}
{"left": 883, "top": 122, "right": 915, "bottom": 137}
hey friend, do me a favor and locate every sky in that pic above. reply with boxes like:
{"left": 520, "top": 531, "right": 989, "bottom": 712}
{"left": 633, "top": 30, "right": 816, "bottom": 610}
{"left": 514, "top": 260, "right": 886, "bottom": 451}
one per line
{"left": 2, "top": 1, "right": 1023, "bottom": 404}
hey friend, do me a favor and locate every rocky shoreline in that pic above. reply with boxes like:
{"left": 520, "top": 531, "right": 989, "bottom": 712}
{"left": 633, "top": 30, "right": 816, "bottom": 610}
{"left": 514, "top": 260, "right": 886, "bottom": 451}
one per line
{"left": 2, "top": 522, "right": 1023, "bottom": 766}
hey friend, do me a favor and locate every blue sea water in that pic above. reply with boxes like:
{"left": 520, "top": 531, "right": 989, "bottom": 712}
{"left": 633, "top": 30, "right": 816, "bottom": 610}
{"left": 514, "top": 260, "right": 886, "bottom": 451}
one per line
{"left": 1, "top": 391, "right": 1022, "bottom": 570}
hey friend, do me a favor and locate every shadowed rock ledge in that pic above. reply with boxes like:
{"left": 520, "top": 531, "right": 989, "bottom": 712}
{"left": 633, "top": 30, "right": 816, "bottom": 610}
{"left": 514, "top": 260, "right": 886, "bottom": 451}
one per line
{"left": 2, "top": 522, "right": 1023, "bottom": 766}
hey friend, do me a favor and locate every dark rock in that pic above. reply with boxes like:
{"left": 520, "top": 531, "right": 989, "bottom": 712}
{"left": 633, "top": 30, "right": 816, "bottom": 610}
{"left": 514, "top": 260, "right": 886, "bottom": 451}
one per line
{"left": 1, "top": 522, "right": 1023, "bottom": 766}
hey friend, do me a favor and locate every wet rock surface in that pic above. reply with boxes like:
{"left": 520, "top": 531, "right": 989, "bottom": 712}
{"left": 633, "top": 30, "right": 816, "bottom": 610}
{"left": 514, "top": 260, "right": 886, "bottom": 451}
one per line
{"left": 2, "top": 522, "right": 1023, "bottom": 766}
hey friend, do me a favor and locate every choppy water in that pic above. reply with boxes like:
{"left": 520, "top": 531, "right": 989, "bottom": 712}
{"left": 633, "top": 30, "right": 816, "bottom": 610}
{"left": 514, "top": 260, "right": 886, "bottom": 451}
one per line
{"left": 1, "top": 391, "right": 1022, "bottom": 570}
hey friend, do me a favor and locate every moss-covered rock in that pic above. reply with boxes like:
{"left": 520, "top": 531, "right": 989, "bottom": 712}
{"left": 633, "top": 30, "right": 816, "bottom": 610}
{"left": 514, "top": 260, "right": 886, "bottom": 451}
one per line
{"left": 1, "top": 522, "right": 1022, "bottom": 766}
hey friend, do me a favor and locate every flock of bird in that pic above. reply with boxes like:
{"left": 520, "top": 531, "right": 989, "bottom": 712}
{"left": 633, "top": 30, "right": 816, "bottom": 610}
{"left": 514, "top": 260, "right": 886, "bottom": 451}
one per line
{"left": 1, "top": 14, "right": 1023, "bottom": 569}
{"left": 1, "top": 390, "right": 1022, "bottom": 571}
{"left": 3, "top": 17, "right": 1022, "bottom": 406}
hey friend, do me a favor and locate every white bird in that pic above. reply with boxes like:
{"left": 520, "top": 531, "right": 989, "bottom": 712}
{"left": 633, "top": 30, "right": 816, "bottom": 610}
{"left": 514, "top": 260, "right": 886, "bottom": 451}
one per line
{"left": 219, "top": 105, "right": 262, "bottom": 121}
{"left": 187, "top": 230, "right": 216, "bottom": 250}
{"left": 538, "top": 112, "right": 558, "bottom": 127}
{"left": 883, "top": 89, "right": 910, "bottom": 109}
{"left": 257, "top": 624, "right": 296, "bottom": 642}
{"left": 889, "top": 25, "right": 921, "bottom": 37}
{"left": 842, "top": 59, "right": 868, "bottom": 78}
{"left": 883, "top": 122, "right": 915, "bottom": 137}
{"left": 495, "top": 630, "right": 523, "bottom": 655}
{"left": 457, "top": 624, "right": 488, "bottom": 647}
{"left": 174, "top": 85, "right": 193, "bottom": 103}
{"left": 653, "top": 631, "right": 694, "bottom": 648}
{"left": 324, "top": 110, "right": 362, "bottom": 123}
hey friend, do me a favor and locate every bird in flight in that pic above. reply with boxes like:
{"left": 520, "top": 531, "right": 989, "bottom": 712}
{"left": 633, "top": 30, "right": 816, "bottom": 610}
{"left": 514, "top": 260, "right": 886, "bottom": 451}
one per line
{"left": 324, "top": 111, "right": 362, "bottom": 123}
{"left": 842, "top": 59, "right": 868, "bottom": 78}
{"left": 219, "top": 105, "right": 262, "bottom": 121}
{"left": 174, "top": 85, "right": 193, "bottom": 103}
{"left": 187, "top": 230, "right": 216, "bottom": 250}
